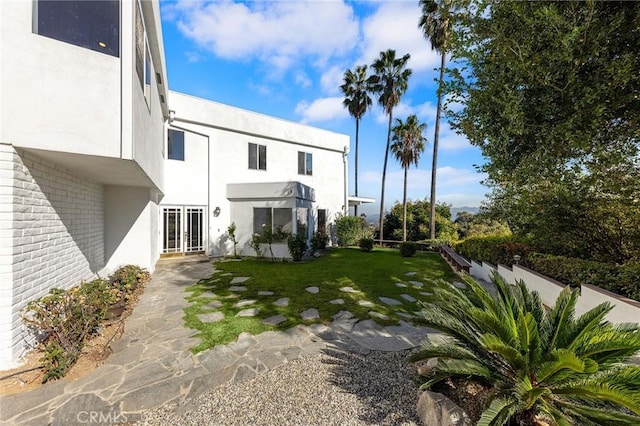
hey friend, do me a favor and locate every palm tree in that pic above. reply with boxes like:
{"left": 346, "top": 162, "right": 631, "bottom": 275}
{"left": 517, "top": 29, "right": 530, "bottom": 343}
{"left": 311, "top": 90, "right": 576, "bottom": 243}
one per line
{"left": 391, "top": 115, "right": 427, "bottom": 241}
{"left": 340, "top": 65, "right": 374, "bottom": 217}
{"left": 419, "top": 0, "right": 457, "bottom": 240}
{"left": 412, "top": 274, "right": 640, "bottom": 425}
{"left": 371, "top": 49, "right": 412, "bottom": 243}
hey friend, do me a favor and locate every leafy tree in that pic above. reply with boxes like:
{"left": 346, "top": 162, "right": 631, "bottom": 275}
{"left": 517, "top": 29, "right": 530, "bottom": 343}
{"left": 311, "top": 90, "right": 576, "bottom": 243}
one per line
{"left": 391, "top": 114, "right": 427, "bottom": 241}
{"left": 412, "top": 274, "right": 640, "bottom": 425}
{"left": 447, "top": 1, "right": 640, "bottom": 262}
{"left": 383, "top": 200, "right": 456, "bottom": 242}
{"left": 419, "top": 0, "right": 464, "bottom": 240}
{"left": 370, "top": 49, "right": 412, "bottom": 243}
{"left": 340, "top": 65, "right": 374, "bottom": 216}
{"left": 455, "top": 211, "right": 511, "bottom": 240}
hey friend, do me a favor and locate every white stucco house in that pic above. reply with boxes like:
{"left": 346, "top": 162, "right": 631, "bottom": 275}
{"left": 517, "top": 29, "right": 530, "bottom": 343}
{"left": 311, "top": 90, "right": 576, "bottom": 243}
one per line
{"left": 0, "top": 1, "right": 354, "bottom": 368}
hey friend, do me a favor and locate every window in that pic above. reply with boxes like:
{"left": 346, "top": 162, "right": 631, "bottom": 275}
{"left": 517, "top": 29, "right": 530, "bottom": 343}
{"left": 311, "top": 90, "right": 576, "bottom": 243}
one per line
{"left": 168, "top": 129, "right": 184, "bottom": 161}
{"left": 135, "top": 2, "right": 144, "bottom": 88}
{"left": 33, "top": 0, "right": 120, "bottom": 57}
{"left": 317, "top": 209, "right": 327, "bottom": 233}
{"left": 248, "top": 143, "right": 267, "bottom": 170}
{"left": 253, "top": 208, "right": 292, "bottom": 241}
{"left": 298, "top": 151, "right": 312, "bottom": 175}
{"left": 297, "top": 208, "right": 308, "bottom": 238}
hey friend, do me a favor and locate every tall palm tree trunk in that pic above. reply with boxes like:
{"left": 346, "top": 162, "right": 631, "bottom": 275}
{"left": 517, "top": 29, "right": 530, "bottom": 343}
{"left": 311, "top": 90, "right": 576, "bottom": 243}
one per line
{"left": 429, "top": 52, "right": 446, "bottom": 239}
{"left": 354, "top": 118, "right": 360, "bottom": 217}
{"left": 402, "top": 166, "right": 408, "bottom": 241}
{"left": 378, "top": 112, "right": 393, "bottom": 244}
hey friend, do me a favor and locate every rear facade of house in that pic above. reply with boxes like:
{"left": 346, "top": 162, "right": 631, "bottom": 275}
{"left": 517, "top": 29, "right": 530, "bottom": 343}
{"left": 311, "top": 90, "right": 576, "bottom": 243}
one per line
{"left": 0, "top": 1, "right": 349, "bottom": 368}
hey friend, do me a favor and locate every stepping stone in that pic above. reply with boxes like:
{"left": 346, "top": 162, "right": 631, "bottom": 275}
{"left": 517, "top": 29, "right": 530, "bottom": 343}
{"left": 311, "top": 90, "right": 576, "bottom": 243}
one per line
{"left": 397, "top": 312, "right": 415, "bottom": 319}
{"left": 395, "top": 283, "right": 407, "bottom": 288}
{"left": 235, "top": 299, "right": 257, "bottom": 308}
{"left": 339, "top": 286, "right": 360, "bottom": 293}
{"left": 369, "top": 311, "right": 390, "bottom": 321}
{"left": 222, "top": 273, "right": 233, "bottom": 276}
{"left": 453, "top": 281, "right": 467, "bottom": 289}
{"left": 224, "top": 294, "right": 239, "bottom": 299}
{"left": 400, "top": 294, "right": 417, "bottom": 303}
{"left": 230, "top": 277, "right": 250, "bottom": 284}
{"left": 420, "top": 291, "right": 433, "bottom": 297}
{"left": 409, "top": 281, "right": 424, "bottom": 288}
{"left": 206, "top": 301, "right": 223, "bottom": 309}
{"left": 300, "top": 308, "right": 319, "bottom": 320}
{"left": 329, "top": 298, "right": 344, "bottom": 305}
{"left": 262, "top": 314, "right": 287, "bottom": 326}
{"left": 273, "top": 297, "right": 289, "bottom": 307}
{"left": 379, "top": 296, "right": 403, "bottom": 306}
{"left": 258, "top": 291, "right": 274, "bottom": 296}
{"left": 229, "top": 286, "right": 247, "bottom": 292}
{"left": 237, "top": 308, "right": 260, "bottom": 317}
{"left": 358, "top": 300, "right": 375, "bottom": 308}
{"left": 405, "top": 272, "right": 417, "bottom": 276}
{"left": 197, "top": 312, "right": 224, "bottom": 323}
{"left": 305, "top": 286, "right": 319, "bottom": 294}
{"left": 333, "top": 310, "right": 355, "bottom": 320}
{"left": 200, "top": 291, "right": 217, "bottom": 298}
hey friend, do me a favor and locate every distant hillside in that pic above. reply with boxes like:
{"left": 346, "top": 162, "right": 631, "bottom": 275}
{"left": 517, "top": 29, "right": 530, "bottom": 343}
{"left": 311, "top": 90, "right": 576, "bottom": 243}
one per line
{"left": 364, "top": 206, "right": 481, "bottom": 225}
{"left": 450, "top": 206, "right": 480, "bottom": 220}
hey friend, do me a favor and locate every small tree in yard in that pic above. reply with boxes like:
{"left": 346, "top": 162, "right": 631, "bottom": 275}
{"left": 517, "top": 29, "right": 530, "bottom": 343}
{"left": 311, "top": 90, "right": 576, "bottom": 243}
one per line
{"left": 412, "top": 273, "right": 640, "bottom": 425}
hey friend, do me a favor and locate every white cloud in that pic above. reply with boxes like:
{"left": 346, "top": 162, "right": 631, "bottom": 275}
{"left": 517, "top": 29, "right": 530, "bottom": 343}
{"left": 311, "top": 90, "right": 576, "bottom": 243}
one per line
{"left": 170, "top": 0, "right": 359, "bottom": 73}
{"left": 295, "top": 97, "right": 349, "bottom": 123}
{"left": 359, "top": 2, "right": 440, "bottom": 73}
{"left": 320, "top": 65, "right": 347, "bottom": 95}
{"left": 295, "top": 72, "right": 312, "bottom": 88}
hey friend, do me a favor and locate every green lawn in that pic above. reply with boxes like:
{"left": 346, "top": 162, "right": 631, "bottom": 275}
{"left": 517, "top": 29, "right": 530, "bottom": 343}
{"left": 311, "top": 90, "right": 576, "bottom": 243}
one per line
{"left": 184, "top": 247, "right": 457, "bottom": 353}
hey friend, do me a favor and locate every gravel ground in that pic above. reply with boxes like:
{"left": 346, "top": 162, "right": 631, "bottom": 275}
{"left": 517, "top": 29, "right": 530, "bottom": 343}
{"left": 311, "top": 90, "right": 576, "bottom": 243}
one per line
{"left": 137, "top": 349, "right": 421, "bottom": 426}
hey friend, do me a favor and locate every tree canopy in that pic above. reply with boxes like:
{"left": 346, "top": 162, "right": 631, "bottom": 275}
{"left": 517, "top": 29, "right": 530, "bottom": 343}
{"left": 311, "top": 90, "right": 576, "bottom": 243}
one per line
{"left": 449, "top": 0, "right": 640, "bottom": 262}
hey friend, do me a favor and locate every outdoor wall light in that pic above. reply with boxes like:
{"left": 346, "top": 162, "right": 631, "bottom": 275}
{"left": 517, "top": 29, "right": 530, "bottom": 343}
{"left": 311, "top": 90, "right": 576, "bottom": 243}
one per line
{"left": 513, "top": 254, "right": 521, "bottom": 265}
{"left": 213, "top": 207, "right": 221, "bottom": 217}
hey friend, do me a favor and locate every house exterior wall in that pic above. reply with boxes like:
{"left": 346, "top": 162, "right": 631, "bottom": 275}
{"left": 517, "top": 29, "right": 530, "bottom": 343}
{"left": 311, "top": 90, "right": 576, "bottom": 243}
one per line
{"left": 0, "top": 1, "right": 168, "bottom": 368}
{"left": 0, "top": 145, "right": 105, "bottom": 367}
{"left": 164, "top": 91, "right": 349, "bottom": 258}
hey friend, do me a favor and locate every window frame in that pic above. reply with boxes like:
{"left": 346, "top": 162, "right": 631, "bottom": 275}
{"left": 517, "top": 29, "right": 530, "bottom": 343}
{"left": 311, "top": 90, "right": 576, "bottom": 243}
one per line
{"left": 298, "top": 151, "right": 313, "bottom": 176}
{"left": 248, "top": 143, "right": 267, "bottom": 171}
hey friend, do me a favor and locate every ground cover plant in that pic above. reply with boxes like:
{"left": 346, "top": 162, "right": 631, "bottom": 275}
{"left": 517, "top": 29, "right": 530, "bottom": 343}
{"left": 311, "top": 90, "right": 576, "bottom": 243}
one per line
{"left": 184, "top": 248, "right": 457, "bottom": 353}
{"left": 412, "top": 273, "right": 640, "bottom": 425}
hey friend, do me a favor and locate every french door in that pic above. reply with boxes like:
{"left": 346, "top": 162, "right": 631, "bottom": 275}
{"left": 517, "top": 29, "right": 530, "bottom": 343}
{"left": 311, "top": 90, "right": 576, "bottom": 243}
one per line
{"left": 162, "top": 206, "right": 205, "bottom": 254}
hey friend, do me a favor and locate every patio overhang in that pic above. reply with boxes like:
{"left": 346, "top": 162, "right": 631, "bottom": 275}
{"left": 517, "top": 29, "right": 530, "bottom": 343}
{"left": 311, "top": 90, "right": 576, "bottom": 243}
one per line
{"left": 348, "top": 196, "right": 375, "bottom": 207}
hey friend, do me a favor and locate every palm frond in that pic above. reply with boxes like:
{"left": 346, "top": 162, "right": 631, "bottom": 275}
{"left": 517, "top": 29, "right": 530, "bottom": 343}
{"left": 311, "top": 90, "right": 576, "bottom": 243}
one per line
{"left": 477, "top": 397, "right": 517, "bottom": 426}
{"left": 536, "top": 349, "right": 586, "bottom": 384}
{"left": 548, "top": 286, "right": 579, "bottom": 350}
{"left": 554, "top": 383, "right": 640, "bottom": 414}
{"left": 409, "top": 342, "right": 478, "bottom": 363}
{"left": 566, "top": 402, "right": 640, "bottom": 424}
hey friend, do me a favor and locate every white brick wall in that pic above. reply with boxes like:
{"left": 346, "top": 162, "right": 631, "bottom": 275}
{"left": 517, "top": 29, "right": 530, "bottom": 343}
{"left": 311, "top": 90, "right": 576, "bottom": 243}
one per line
{"left": 0, "top": 144, "right": 105, "bottom": 367}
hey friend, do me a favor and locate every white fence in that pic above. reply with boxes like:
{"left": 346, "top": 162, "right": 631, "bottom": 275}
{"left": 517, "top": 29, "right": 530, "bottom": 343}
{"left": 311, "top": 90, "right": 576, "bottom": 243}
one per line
{"left": 469, "top": 260, "right": 640, "bottom": 325}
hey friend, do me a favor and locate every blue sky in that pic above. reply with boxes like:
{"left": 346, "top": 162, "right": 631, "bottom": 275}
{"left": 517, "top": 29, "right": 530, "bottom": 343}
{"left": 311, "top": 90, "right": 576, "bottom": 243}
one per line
{"left": 160, "top": 0, "right": 489, "bottom": 216}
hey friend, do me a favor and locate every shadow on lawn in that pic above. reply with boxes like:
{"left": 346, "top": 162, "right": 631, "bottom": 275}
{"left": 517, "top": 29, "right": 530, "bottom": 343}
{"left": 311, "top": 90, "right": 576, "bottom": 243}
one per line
{"left": 321, "top": 347, "right": 421, "bottom": 425}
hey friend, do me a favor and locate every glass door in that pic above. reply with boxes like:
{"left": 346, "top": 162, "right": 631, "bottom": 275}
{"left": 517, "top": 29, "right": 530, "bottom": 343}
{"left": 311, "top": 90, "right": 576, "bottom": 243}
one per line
{"left": 162, "top": 206, "right": 205, "bottom": 254}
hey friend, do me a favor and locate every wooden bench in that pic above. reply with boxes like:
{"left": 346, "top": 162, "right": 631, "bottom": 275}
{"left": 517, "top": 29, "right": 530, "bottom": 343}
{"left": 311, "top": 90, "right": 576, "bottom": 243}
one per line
{"left": 439, "top": 244, "right": 471, "bottom": 273}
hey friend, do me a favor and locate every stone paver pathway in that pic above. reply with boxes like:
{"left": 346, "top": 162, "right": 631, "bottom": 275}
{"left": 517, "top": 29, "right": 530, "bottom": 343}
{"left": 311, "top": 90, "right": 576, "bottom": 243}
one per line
{"left": 0, "top": 262, "right": 437, "bottom": 426}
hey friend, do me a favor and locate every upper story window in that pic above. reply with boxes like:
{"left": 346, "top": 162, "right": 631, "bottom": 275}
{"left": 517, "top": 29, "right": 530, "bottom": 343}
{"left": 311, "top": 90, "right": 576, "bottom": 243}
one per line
{"left": 168, "top": 129, "right": 184, "bottom": 161}
{"left": 135, "top": 1, "right": 152, "bottom": 109}
{"left": 298, "top": 151, "right": 312, "bottom": 176}
{"left": 249, "top": 143, "right": 267, "bottom": 170}
{"left": 33, "top": 0, "right": 120, "bottom": 57}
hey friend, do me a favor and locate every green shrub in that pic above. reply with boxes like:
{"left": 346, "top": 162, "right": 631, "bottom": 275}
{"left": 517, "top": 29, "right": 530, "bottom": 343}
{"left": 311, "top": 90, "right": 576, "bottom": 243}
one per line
{"left": 399, "top": 242, "right": 417, "bottom": 257}
{"left": 455, "top": 235, "right": 534, "bottom": 266}
{"left": 22, "top": 279, "right": 115, "bottom": 382}
{"left": 335, "top": 215, "right": 371, "bottom": 246}
{"left": 227, "top": 222, "right": 238, "bottom": 257}
{"left": 412, "top": 274, "right": 640, "bottom": 425}
{"left": 109, "top": 265, "right": 150, "bottom": 305}
{"left": 310, "top": 231, "right": 329, "bottom": 252}
{"left": 528, "top": 253, "right": 640, "bottom": 301}
{"left": 287, "top": 234, "right": 307, "bottom": 261}
{"left": 359, "top": 238, "right": 374, "bottom": 252}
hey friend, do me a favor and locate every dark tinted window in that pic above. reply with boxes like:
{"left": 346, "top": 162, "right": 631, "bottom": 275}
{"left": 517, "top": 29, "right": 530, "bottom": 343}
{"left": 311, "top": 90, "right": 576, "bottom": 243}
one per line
{"left": 35, "top": 0, "right": 120, "bottom": 57}
{"left": 168, "top": 129, "right": 185, "bottom": 161}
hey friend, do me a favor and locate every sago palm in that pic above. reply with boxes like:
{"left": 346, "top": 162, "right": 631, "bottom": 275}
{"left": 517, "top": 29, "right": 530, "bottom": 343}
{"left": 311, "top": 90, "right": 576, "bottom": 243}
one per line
{"left": 371, "top": 49, "right": 412, "bottom": 243}
{"left": 340, "top": 65, "right": 374, "bottom": 217}
{"left": 390, "top": 115, "right": 427, "bottom": 241}
{"left": 412, "top": 273, "right": 640, "bottom": 425}
{"left": 419, "top": 0, "right": 459, "bottom": 240}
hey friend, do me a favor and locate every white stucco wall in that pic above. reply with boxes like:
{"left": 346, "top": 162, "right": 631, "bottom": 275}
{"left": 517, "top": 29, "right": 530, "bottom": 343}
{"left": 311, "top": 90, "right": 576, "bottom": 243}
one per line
{"left": 164, "top": 91, "right": 349, "bottom": 257}
{"left": 0, "top": 146, "right": 105, "bottom": 368}
{"left": 0, "top": 1, "right": 120, "bottom": 158}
